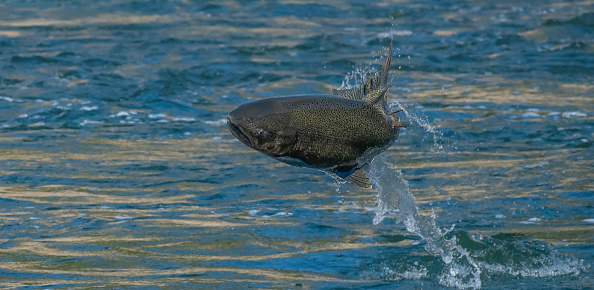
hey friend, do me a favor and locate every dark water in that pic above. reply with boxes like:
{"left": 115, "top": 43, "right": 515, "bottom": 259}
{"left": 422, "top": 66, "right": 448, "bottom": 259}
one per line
{"left": 0, "top": 0, "right": 592, "bottom": 288}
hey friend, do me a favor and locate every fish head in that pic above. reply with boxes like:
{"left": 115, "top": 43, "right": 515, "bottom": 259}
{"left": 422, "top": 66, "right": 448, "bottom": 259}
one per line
{"left": 227, "top": 98, "right": 297, "bottom": 157}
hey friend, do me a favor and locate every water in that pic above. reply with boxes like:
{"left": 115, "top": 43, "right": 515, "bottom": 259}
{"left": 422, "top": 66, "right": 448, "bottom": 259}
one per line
{"left": 368, "top": 155, "right": 585, "bottom": 288}
{"left": 0, "top": 0, "right": 592, "bottom": 288}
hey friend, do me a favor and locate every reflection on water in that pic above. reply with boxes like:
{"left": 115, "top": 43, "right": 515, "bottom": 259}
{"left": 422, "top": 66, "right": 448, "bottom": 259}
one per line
{"left": 0, "top": 0, "right": 593, "bottom": 288}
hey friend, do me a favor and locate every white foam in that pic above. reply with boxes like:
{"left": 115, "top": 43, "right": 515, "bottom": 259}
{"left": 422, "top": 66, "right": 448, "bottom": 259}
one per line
{"left": 116, "top": 111, "right": 130, "bottom": 117}
{"left": 80, "top": 105, "right": 98, "bottom": 111}
{"left": 172, "top": 117, "right": 196, "bottom": 122}
{"left": 114, "top": 216, "right": 133, "bottom": 220}
{"left": 79, "top": 120, "right": 104, "bottom": 126}
{"left": 149, "top": 113, "right": 167, "bottom": 119}
{"left": 377, "top": 30, "right": 413, "bottom": 38}
{"left": 262, "top": 212, "right": 291, "bottom": 219}
{"left": 562, "top": 111, "right": 586, "bottom": 118}
{"left": 204, "top": 119, "right": 227, "bottom": 125}
{"left": 381, "top": 266, "right": 428, "bottom": 281}
{"left": 522, "top": 112, "right": 540, "bottom": 118}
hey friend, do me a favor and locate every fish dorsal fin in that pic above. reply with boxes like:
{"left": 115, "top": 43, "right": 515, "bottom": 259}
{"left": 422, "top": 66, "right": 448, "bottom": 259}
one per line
{"left": 331, "top": 41, "right": 393, "bottom": 104}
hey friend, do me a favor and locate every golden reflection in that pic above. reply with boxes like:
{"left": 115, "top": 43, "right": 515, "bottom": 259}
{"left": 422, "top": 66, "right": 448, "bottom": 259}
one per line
{"left": 0, "top": 262, "right": 358, "bottom": 283}
{"left": 181, "top": 240, "right": 412, "bottom": 262}
{"left": 0, "top": 14, "right": 183, "bottom": 28}
{"left": 433, "top": 29, "right": 464, "bottom": 36}
{"left": 478, "top": 225, "right": 594, "bottom": 245}
{"left": 551, "top": 0, "right": 594, "bottom": 7}
{"left": 0, "top": 186, "right": 196, "bottom": 205}
{"left": 518, "top": 29, "right": 549, "bottom": 43}
{"left": 0, "top": 30, "right": 21, "bottom": 37}
{"left": 38, "top": 236, "right": 161, "bottom": 243}
{"left": 0, "top": 242, "right": 103, "bottom": 257}
{"left": 147, "top": 218, "right": 250, "bottom": 228}
{"left": 403, "top": 72, "right": 592, "bottom": 106}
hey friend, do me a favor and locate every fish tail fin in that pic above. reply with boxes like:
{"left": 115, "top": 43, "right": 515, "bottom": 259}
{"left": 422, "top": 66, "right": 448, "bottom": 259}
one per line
{"left": 367, "top": 41, "right": 392, "bottom": 108}
{"left": 361, "top": 41, "right": 392, "bottom": 102}
{"left": 378, "top": 39, "right": 392, "bottom": 89}
{"left": 332, "top": 41, "right": 393, "bottom": 104}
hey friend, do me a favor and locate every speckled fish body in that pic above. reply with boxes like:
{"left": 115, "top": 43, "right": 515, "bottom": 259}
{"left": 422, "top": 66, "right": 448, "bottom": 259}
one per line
{"left": 227, "top": 43, "right": 400, "bottom": 187}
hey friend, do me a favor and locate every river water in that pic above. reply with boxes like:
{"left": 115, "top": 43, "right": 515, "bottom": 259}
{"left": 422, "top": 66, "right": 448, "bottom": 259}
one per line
{"left": 0, "top": 0, "right": 592, "bottom": 288}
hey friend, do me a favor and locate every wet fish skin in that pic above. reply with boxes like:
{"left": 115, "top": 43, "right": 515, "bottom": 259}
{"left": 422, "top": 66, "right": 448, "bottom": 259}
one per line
{"left": 227, "top": 43, "right": 399, "bottom": 188}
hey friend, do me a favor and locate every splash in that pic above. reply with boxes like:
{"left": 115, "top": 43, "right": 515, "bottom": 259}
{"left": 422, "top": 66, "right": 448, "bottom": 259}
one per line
{"left": 367, "top": 154, "right": 586, "bottom": 288}
{"left": 369, "top": 155, "right": 482, "bottom": 287}
{"left": 337, "top": 67, "right": 377, "bottom": 91}
{"left": 339, "top": 47, "right": 586, "bottom": 287}
{"left": 337, "top": 49, "right": 444, "bottom": 152}
{"left": 388, "top": 101, "right": 444, "bottom": 152}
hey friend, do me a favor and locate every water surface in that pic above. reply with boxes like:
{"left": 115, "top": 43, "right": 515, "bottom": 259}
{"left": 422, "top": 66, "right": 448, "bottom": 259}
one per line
{"left": 0, "top": 0, "right": 592, "bottom": 288}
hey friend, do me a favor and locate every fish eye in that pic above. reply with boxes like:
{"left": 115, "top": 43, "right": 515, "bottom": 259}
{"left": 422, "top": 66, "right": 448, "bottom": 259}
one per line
{"left": 255, "top": 128, "right": 270, "bottom": 136}
{"left": 254, "top": 128, "right": 274, "bottom": 138}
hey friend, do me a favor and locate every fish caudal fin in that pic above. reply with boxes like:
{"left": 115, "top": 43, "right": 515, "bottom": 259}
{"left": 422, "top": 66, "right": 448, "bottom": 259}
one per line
{"left": 332, "top": 41, "right": 393, "bottom": 105}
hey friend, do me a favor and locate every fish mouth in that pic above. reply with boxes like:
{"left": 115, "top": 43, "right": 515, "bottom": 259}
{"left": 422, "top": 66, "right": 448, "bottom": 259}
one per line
{"left": 227, "top": 117, "right": 253, "bottom": 147}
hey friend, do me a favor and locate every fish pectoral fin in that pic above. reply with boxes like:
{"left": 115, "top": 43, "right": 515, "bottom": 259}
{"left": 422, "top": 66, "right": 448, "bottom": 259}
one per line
{"left": 336, "top": 166, "right": 372, "bottom": 188}
{"left": 344, "top": 168, "right": 372, "bottom": 188}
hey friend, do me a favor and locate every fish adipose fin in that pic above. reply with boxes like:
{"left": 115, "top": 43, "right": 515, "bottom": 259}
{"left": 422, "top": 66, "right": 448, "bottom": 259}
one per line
{"left": 336, "top": 165, "right": 372, "bottom": 188}
{"left": 331, "top": 41, "right": 393, "bottom": 105}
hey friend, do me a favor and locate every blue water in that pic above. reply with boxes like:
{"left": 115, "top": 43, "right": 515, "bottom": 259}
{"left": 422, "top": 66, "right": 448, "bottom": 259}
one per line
{"left": 0, "top": 0, "right": 592, "bottom": 288}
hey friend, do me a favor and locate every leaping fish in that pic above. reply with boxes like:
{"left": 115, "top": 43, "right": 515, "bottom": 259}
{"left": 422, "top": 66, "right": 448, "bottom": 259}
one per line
{"left": 227, "top": 43, "right": 402, "bottom": 188}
